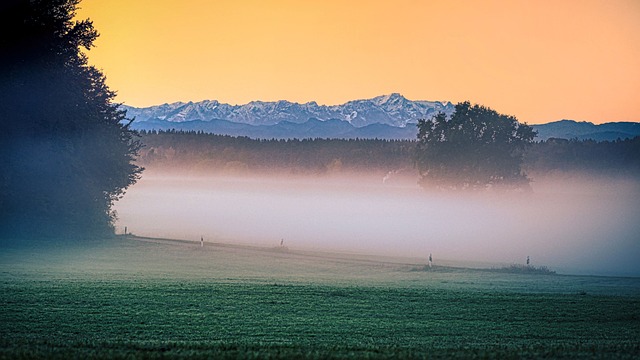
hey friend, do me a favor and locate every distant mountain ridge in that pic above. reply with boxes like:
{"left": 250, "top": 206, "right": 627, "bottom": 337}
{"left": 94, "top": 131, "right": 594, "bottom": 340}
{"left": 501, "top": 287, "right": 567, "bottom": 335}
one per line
{"left": 122, "top": 93, "right": 454, "bottom": 128}
{"left": 123, "top": 95, "right": 640, "bottom": 141}
{"left": 130, "top": 117, "right": 418, "bottom": 140}
{"left": 532, "top": 120, "right": 640, "bottom": 141}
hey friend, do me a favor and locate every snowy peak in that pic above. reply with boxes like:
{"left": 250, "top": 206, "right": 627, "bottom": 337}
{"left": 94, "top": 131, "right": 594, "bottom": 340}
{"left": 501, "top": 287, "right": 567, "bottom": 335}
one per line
{"left": 124, "top": 99, "right": 640, "bottom": 141}
{"left": 372, "top": 93, "right": 405, "bottom": 106}
{"left": 122, "top": 94, "right": 455, "bottom": 128}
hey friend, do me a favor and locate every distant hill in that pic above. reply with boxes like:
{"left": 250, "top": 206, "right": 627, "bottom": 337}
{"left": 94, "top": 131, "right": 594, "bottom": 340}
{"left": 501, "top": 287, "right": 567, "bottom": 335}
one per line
{"left": 124, "top": 96, "right": 639, "bottom": 141}
{"left": 131, "top": 117, "right": 418, "bottom": 140}
{"left": 531, "top": 120, "right": 640, "bottom": 141}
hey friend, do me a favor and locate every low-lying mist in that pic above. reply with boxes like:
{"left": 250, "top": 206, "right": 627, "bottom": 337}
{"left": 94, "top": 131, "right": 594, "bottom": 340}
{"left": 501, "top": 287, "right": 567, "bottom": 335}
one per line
{"left": 114, "top": 172, "right": 640, "bottom": 277}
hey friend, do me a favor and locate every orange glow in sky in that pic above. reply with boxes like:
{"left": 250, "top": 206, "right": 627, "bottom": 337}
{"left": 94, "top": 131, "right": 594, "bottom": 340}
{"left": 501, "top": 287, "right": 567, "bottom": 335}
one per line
{"left": 76, "top": 0, "right": 640, "bottom": 124}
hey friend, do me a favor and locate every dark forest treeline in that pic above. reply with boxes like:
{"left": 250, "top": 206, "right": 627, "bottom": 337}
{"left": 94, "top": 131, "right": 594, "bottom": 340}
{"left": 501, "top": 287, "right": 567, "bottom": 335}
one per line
{"left": 524, "top": 137, "right": 640, "bottom": 176}
{"left": 137, "top": 130, "right": 415, "bottom": 175}
{"left": 137, "top": 130, "right": 640, "bottom": 177}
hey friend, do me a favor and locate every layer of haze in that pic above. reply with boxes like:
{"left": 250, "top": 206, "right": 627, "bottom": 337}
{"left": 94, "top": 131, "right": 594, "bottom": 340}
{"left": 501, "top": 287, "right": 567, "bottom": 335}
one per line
{"left": 114, "top": 173, "right": 640, "bottom": 277}
{"left": 75, "top": 0, "right": 640, "bottom": 124}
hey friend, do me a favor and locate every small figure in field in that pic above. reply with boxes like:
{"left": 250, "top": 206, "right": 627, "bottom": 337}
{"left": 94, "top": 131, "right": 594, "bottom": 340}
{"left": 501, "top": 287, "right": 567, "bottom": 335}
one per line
{"left": 428, "top": 253, "right": 433, "bottom": 269}
{"left": 124, "top": 226, "right": 127, "bottom": 235}
{"left": 280, "top": 238, "right": 284, "bottom": 248}
{"left": 527, "top": 256, "right": 530, "bottom": 266}
{"left": 200, "top": 236, "right": 204, "bottom": 248}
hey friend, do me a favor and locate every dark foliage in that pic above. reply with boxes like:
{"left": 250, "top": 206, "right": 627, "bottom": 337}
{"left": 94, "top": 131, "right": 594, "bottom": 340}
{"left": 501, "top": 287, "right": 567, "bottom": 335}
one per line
{"left": 134, "top": 130, "right": 640, "bottom": 181}
{"left": 491, "top": 264, "right": 556, "bottom": 275}
{"left": 415, "top": 102, "right": 536, "bottom": 191}
{"left": 136, "top": 130, "right": 415, "bottom": 175}
{"left": 0, "top": 0, "right": 142, "bottom": 239}
{"left": 525, "top": 136, "right": 640, "bottom": 176}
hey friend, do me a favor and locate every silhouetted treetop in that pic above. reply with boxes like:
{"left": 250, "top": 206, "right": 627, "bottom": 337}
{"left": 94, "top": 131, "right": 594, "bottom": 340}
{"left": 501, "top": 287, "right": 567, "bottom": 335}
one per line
{"left": 0, "top": 0, "right": 142, "bottom": 239}
{"left": 415, "top": 102, "right": 536, "bottom": 191}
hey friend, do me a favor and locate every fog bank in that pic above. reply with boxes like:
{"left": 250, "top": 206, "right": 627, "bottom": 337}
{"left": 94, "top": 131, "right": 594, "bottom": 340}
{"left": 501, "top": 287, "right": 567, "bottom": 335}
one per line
{"left": 114, "top": 173, "right": 640, "bottom": 277}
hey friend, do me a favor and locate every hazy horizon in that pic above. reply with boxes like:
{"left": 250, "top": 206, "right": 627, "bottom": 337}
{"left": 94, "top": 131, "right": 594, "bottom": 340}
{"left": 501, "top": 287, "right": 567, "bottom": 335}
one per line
{"left": 113, "top": 172, "right": 640, "bottom": 278}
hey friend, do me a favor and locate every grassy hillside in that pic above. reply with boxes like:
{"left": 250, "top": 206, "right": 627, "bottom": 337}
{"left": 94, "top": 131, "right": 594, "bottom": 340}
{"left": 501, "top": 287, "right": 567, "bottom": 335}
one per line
{"left": 1, "top": 237, "right": 639, "bottom": 359}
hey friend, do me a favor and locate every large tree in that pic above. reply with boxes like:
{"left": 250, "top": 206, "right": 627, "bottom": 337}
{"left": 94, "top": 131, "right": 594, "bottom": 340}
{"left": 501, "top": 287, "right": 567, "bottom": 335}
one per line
{"left": 415, "top": 102, "right": 536, "bottom": 191}
{"left": 0, "top": 0, "right": 142, "bottom": 239}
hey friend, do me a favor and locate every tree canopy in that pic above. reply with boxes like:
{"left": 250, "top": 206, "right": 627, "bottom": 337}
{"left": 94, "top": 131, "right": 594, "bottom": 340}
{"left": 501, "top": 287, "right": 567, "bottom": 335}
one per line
{"left": 415, "top": 102, "right": 536, "bottom": 191}
{"left": 132, "top": 129, "right": 637, "bottom": 179}
{"left": 0, "top": 0, "right": 143, "bottom": 239}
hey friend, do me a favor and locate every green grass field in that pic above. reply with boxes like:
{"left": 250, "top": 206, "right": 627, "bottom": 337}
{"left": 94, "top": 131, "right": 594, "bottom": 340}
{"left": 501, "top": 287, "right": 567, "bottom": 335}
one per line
{"left": 1, "top": 237, "right": 639, "bottom": 359}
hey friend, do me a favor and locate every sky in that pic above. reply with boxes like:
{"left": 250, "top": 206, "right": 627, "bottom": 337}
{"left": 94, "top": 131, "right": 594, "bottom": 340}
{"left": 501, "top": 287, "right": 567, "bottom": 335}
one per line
{"left": 75, "top": 0, "right": 640, "bottom": 125}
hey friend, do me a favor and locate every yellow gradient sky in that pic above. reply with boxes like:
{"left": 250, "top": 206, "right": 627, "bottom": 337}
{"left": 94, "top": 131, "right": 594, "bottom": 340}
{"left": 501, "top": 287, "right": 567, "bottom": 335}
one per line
{"left": 76, "top": 0, "right": 640, "bottom": 124}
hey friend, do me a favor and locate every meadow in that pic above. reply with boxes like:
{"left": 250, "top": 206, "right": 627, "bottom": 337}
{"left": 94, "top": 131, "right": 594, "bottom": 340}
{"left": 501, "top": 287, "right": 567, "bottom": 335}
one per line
{"left": 1, "top": 237, "right": 639, "bottom": 359}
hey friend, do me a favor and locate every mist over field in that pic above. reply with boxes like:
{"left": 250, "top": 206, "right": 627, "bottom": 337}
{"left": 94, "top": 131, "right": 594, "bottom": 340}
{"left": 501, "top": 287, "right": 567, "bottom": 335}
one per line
{"left": 114, "top": 172, "right": 640, "bottom": 277}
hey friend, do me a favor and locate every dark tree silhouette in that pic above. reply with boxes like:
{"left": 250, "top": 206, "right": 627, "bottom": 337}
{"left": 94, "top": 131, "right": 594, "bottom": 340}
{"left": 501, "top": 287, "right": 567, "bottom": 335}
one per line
{"left": 524, "top": 136, "right": 640, "bottom": 177}
{"left": 415, "top": 102, "right": 536, "bottom": 191}
{"left": 0, "top": 0, "right": 143, "bottom": 239}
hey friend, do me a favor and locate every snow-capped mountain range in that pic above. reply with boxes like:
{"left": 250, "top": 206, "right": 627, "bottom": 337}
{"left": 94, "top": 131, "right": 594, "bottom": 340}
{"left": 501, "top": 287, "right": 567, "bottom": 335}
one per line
{"left": 122, "top": 94, "right": 640, "bottom": 141}
{"left": 122, "top": 93, "right": 454, "bottom": 128}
